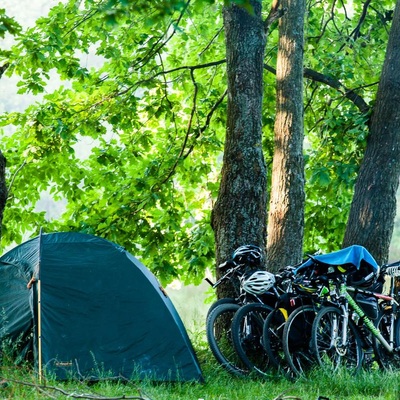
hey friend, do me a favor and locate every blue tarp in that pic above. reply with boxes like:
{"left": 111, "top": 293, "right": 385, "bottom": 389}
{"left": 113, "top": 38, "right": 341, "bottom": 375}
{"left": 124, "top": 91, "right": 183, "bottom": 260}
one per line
{"left": 295, "top": 245, "right": 379, "bottom": 275}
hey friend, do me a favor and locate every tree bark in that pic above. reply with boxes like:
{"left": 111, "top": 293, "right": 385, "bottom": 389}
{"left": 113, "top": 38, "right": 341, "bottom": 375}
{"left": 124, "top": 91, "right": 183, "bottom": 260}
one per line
{"left": 211, "top": 0, "right": 267, "bottom": 296}
{"left": 343, "top": 0, "right": 400, "bottom": 264}
{"left": 0, "top": 151, "right": 7, "bottom": 238}
{"left": 267, "top": 0, "right": 306, "bottom": 272}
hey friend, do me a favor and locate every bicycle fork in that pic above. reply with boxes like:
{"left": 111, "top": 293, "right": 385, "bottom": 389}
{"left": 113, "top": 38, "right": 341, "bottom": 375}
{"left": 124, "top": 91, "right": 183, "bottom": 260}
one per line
{"left": 337, "top": 302, "right": 350, "bottom": 355}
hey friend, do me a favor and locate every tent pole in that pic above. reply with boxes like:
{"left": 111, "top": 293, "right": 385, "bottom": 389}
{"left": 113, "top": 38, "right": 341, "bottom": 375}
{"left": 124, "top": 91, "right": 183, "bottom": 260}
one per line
{"left": 37, "top": 228, "right": 43, "bottom": 383}
{"left": 37, "top": 278, "right": 42, "bottom": 383}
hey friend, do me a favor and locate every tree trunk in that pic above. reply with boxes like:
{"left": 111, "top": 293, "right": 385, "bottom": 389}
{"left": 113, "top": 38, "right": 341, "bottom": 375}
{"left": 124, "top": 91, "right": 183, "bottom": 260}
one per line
{"left": 211, "top": 0, "right": 267, "bottom": 297}
{"left": 267, "top": 0, "right": 306, "bottom": 272}
{"left": 0, "top": 151, "right": 7, "bottom": 238}
{"left": 343, "top": 0, "right": 400, "bottom": 265}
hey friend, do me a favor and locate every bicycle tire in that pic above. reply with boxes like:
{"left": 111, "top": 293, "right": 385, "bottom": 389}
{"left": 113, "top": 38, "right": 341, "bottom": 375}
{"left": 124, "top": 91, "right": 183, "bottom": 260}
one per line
{"left": 206, "top": 302, "right": 249, "bottom": 376}
{"left": 263, "top": 307, "right": 293, "bottom": 377}
{"left": 231, "top": 303, "right": 273, "bottom": 377}
{"left": 207, "top": 297, "right": 238, "bottom": 318}
{"left": 311, "top": 306, "right": 363, "bottom": 373}
{"left": 372, "top": 309, "right": 400, "bottom": 371}
{"left": 282, "top": 305, "right": 318, "bottom": 377}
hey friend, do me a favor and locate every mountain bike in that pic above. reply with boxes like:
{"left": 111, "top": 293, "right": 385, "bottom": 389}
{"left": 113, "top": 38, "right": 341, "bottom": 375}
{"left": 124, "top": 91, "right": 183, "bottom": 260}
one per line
{"left": 263, "top": 259, "right": 329, "bottom": 378}
{"left": 366, "top": 261, "right": 400, "bottom": 370}
{"left": 206, "top": 245, "right": 277, "bottom": 376}
{"left": 206, "top": 245, "right": 273, "bottom": 316}
{"left": 205, "top": 260, "right": 258, "bottom": 377}
{"left": 279, "top": 276, "right": 331, "bottom": 377}
{"left": 229, "top": 266, "right": 297, "bottom": 377}
{"left": 206, "top": 270, "right": 278, "bottom": 376}
{"left": 233, "top": 259, "right": 325, "bottom": 379}
{"left": 272, "top": 245, "right": 379, "bottom": 376}
{"left": 311, "top": 263, "right": 400, "bottom": 373}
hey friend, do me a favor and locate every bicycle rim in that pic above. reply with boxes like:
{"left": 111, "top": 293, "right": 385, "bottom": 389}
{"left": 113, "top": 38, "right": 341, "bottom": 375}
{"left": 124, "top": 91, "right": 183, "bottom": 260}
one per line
{"left": 311, "top": 306, "right": 362, "bottom": 373}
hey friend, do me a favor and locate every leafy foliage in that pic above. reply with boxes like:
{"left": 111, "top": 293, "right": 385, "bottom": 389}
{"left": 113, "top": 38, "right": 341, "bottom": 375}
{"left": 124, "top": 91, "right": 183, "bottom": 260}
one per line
{"left": 0, "top": 0, "right": 397, "bottom": 282}
{"left": 1, "top": 0, "right": 227, "bottom": 285}
{"left": 0, "top": 9, "right": 21, "bottom": 39}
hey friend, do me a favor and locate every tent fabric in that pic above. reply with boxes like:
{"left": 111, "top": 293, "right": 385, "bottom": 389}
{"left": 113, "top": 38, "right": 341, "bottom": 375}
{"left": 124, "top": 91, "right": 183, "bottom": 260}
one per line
{"left": 0, "top": 232, "right": 203, "bottom": 382}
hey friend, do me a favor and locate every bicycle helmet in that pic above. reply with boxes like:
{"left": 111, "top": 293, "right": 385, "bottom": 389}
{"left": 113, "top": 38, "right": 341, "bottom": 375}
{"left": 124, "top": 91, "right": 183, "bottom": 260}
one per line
{"left": 242, "top": 270, "right": 275, "bottom": 295}
{"left": 347, "top": 261, "right": 379, "bottom": 289}
{"left": 232, "top": 245, "right": 263, "bottom": 267}
{"left": 292, "top": 271, "right": 319, "bottom": 294}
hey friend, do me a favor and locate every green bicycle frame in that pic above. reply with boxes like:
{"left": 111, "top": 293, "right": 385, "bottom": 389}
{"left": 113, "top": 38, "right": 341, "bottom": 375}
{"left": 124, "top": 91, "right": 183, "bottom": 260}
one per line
{"left": 340, "top": 283, "right": 394, "bottom": 353}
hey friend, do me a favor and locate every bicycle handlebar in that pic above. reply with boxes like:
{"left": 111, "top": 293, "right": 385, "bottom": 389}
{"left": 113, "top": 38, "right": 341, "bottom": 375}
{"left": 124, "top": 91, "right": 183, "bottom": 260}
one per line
{"left": 381, "top": 262, "right": 400, "bottom": 277}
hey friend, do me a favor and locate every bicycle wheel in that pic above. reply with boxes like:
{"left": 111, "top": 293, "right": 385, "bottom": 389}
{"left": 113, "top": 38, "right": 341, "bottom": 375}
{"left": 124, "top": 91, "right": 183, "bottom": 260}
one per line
{"left": 282, "top": 305, "right": 318, "bottom": 377}
{"left": 373, "top": 309, "right": 400, "bottom": 371}
{"left": 311, "top": 306, "right": 363, "bottom": 373}
{"left": 263, "top": 307, "right": 293, "bottom": 377}
{"left": 231, "top": 303, "right": 273, "bottom": 377}
{"left": 263, "top": 308, "right": 286, "bottom": 370}
{"left": 206, "top": 302, "right": 249, "bottom": 376}
{"left": 207, "top": 297, "right": 238, "bottom": 318}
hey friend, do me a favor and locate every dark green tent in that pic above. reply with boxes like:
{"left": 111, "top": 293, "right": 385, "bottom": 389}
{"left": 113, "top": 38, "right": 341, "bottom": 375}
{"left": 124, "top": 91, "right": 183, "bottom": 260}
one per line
{"left": 0, "top": 232, "right": 203, "bottom": 382}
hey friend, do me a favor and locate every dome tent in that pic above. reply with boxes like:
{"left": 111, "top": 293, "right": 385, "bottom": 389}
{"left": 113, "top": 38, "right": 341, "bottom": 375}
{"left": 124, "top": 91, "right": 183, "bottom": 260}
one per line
{"left": 0, "top": 231, "right": 203, "bottom": 382}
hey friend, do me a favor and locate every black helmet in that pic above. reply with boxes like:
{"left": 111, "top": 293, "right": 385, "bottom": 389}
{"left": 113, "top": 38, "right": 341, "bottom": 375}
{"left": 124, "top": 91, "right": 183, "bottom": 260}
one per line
{"left": 347, "top": 261, "right": 379, "bottom": 289}
{"left": 232, "top": 245, "right": 263, "bottom": 267}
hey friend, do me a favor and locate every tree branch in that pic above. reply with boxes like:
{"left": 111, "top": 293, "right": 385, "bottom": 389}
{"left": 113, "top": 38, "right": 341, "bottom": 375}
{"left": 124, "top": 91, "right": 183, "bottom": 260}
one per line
{"left": 304, "top": 67, "right": 372, "bottom": 114}
{"left": 7, "top": 160, "right": 27, "bottom": 198}
{"left": 199, "top": 26, "right": 224, "bottom": 57}
{"left": 338, "top": 0, "right": 372, "bottom": 51}
{"left": 263, "top": 63, "right": 372, "bottom": 114}
{"left": 130, "top": 1, "right": 191, "bottom": 72}
{"left": 0, "top": 377, "right": 152, "bottom": 399}
{"left": 157, "top": 67, "right": 199, "bottom": 186}
{"left": 0, "top": 63, "right": 10, "bottom": 79}
{"left": 264, "top": 0, "right": 287, "bottom": 35}
{"left": 183, "top": 88, "right": 227, "bottom": 159}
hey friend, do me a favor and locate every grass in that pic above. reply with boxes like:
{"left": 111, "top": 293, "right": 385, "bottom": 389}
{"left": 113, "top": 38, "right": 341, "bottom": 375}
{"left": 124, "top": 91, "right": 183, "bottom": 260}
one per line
{"left": 1, "top": 341, "right": 400, "bottom": 400}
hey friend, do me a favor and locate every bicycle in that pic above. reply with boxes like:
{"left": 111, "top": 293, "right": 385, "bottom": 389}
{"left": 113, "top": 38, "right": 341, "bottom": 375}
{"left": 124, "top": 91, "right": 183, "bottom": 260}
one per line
{"left": 206, "top": 245, "right": 274, "bottom": 315}
{"left": 261, "top": 269, "right": 306, "bottom": 377}
{"left": 279, "top": 245, "right": 378, "bottom": 377}
{"left": 311, "top": 262, "right": 400, "bottom": 373}
{"left": 230, "top": 270, "right": 281, "bottom": 377}
{"left": 206, "top": 245, "right": 277, "bottom": 376}
{"left": 263, "top": 256, "right": 330, "bottom": 378}
{"left": 279, "top": 273, "right": 331, "bottom": 377}
{"left": 360, "top": 261, "right": 400, "bottom": 371}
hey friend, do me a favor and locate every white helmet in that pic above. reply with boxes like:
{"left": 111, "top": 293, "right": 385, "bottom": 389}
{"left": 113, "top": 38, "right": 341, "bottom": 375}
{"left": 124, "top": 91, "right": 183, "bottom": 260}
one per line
{"left": 242, "top": 271, "right": 275, "bottom": 295}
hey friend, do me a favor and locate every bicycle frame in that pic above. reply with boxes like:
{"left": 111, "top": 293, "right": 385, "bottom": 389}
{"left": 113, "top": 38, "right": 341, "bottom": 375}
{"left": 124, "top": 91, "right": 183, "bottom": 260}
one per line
{"left": 207, "top": 261, "right": 292, "bottom": 306}
{"left": 336, "top": 280, "right": 399, "bottom": 353}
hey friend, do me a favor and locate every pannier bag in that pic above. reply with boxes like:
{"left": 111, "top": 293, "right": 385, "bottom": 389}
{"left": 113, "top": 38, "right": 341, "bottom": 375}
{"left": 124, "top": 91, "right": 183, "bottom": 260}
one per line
{"left": 355, "top": 293, "right": 379, "bottom": 320}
